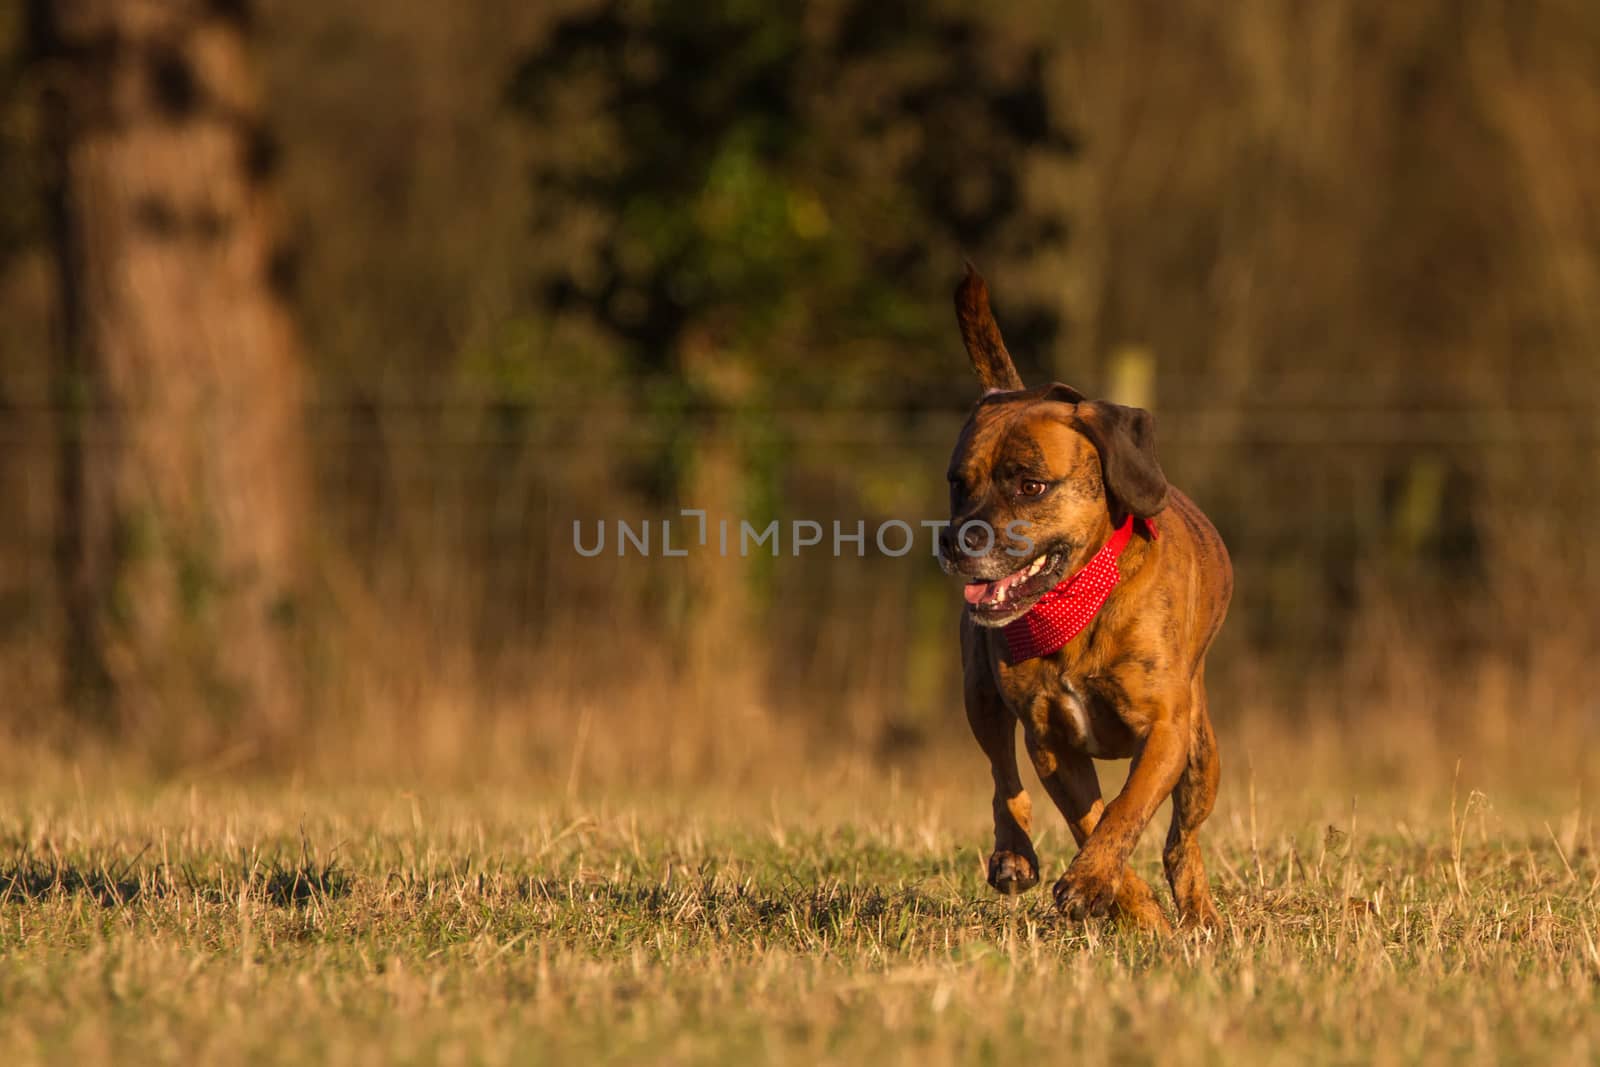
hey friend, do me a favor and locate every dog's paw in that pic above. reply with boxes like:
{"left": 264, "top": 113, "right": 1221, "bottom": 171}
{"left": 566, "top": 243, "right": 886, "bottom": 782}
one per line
{"left": 1177, "top": 894, "right": 1222, "bottom": 933}
{"left": 986, "top": 850, "right": 1040, "bottom": 895}
{"left": 1052, "top": 857, "right": 1124, "bottom": 921}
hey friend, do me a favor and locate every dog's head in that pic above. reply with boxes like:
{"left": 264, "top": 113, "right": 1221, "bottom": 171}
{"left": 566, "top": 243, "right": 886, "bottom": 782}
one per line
{"left": 940, "top": 266, "right": 1168, "bottom": 627}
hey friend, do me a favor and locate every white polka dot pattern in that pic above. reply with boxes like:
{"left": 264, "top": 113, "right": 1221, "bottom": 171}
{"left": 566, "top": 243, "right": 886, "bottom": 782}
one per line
{"left": 1001, "top": 517, "right": 1157, "bottom": 663}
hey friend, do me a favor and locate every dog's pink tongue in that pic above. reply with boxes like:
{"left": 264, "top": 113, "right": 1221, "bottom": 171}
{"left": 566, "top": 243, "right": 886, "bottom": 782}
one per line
{"left": 963, "top": 580, "right": 996, "bottom": 605}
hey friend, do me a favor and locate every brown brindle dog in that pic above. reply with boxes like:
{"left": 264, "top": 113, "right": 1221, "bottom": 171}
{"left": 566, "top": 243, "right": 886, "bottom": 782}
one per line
{"left": 939, "top": 267, "right": 1232, "bottom": 932}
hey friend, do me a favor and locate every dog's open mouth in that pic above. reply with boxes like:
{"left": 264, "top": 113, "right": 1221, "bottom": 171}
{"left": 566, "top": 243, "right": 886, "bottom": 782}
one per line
{"left": 963, "top": 552, "right": 1067, "bottom": 619}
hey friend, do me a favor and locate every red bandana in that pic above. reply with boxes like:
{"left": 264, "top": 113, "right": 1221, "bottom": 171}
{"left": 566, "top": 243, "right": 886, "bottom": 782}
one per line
{"left": 1000, "top": 517, "right": 1156, "bottom": 663}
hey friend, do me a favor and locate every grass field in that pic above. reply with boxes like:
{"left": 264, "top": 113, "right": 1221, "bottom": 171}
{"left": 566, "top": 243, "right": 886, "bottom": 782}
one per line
{"left": 1, "top": 749, "right": 1597, "bottom": 1066}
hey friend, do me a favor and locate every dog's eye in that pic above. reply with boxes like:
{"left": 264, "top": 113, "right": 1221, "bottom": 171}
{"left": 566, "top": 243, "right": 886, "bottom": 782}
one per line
{"left": 1019, "top": 479, "right": 1047, "bottom": 497}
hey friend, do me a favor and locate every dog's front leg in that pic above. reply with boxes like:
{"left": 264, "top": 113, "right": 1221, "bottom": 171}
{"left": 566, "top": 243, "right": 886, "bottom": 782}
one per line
{"left": 1053, "top": 708, "right": 1189, "bottom": 921}
{"left": 965, "top": 665, "right": 1039, "bottom": 895}
{"left": 1027, "top": 742, "right": 1172, "bottom": 933}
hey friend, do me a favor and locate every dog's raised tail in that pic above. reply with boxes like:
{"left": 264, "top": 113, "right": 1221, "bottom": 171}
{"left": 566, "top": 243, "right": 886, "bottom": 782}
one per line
{"left": 955, "top": 263, "right": 1025, "bottom": 392}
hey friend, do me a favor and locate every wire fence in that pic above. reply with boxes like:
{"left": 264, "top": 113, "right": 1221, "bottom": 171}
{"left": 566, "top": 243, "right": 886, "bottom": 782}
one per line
{"left": 1, "top": 402, "right": 1595, "bottom": 725}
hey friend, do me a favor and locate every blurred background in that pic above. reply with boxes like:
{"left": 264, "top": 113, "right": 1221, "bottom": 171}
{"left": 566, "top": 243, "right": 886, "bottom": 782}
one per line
{"left": 0, "top": 0, "right": 1595, "bottom": 786}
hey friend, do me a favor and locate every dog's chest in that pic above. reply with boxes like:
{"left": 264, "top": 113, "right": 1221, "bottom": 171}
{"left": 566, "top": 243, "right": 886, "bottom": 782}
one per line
{"left": 1010, "top": 672, "right": 1135, "bottom": 760}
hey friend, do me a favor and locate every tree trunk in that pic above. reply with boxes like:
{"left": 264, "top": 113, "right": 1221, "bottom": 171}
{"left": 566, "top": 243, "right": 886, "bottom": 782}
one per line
{"left": 32, "top": 0, "right": 309, "bottom": 746}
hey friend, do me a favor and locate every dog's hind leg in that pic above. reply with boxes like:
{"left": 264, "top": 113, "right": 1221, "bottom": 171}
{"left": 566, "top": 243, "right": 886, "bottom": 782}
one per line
{"left": 966, "top": 668, "right": 1040, "bottom": 895}
{"left": 1164, "top": 672, "right": 1222, "bottom": 930}
{"left": 1031, "top": 743, "right": 1171, "bottom": 933}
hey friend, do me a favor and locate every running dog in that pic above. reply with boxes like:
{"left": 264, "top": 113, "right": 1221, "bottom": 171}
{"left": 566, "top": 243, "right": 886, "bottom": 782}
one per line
{"left": 940, "top": 267, "right": 1231, "bottom": 931}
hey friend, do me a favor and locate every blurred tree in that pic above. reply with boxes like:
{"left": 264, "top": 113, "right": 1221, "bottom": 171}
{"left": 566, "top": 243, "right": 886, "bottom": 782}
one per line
{"left": 509, "top": 0, "right": 1079, "bottom": 409}
{"left": 29, "top": 0, "right": 310, "bottom": 745}
{"left": 509, "top": 0, "right": 1080, "bottom": 686}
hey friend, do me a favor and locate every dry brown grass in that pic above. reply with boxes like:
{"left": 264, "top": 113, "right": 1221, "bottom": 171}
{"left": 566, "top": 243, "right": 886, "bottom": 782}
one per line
{"left": 2, "top": 690, "right": 1597, "bottom": 1065}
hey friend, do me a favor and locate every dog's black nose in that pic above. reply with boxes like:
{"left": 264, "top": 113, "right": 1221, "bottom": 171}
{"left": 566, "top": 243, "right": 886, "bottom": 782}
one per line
{"left": 961, "top": 522, "right": 991, "bottom": 554}
{"left": 941, "top": 521, "right": 989, "bottom": 558}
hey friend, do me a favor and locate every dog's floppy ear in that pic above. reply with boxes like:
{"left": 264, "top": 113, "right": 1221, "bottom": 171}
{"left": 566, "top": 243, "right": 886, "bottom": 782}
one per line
{"left": 1040, "top": 382, "right": 1086, "bottom": 405}
{"left": 1072, "top": 401, "right": 1169, "bottom": 520}
{"left": 954, "top": 264, "right": 1025, "bottom": 392}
